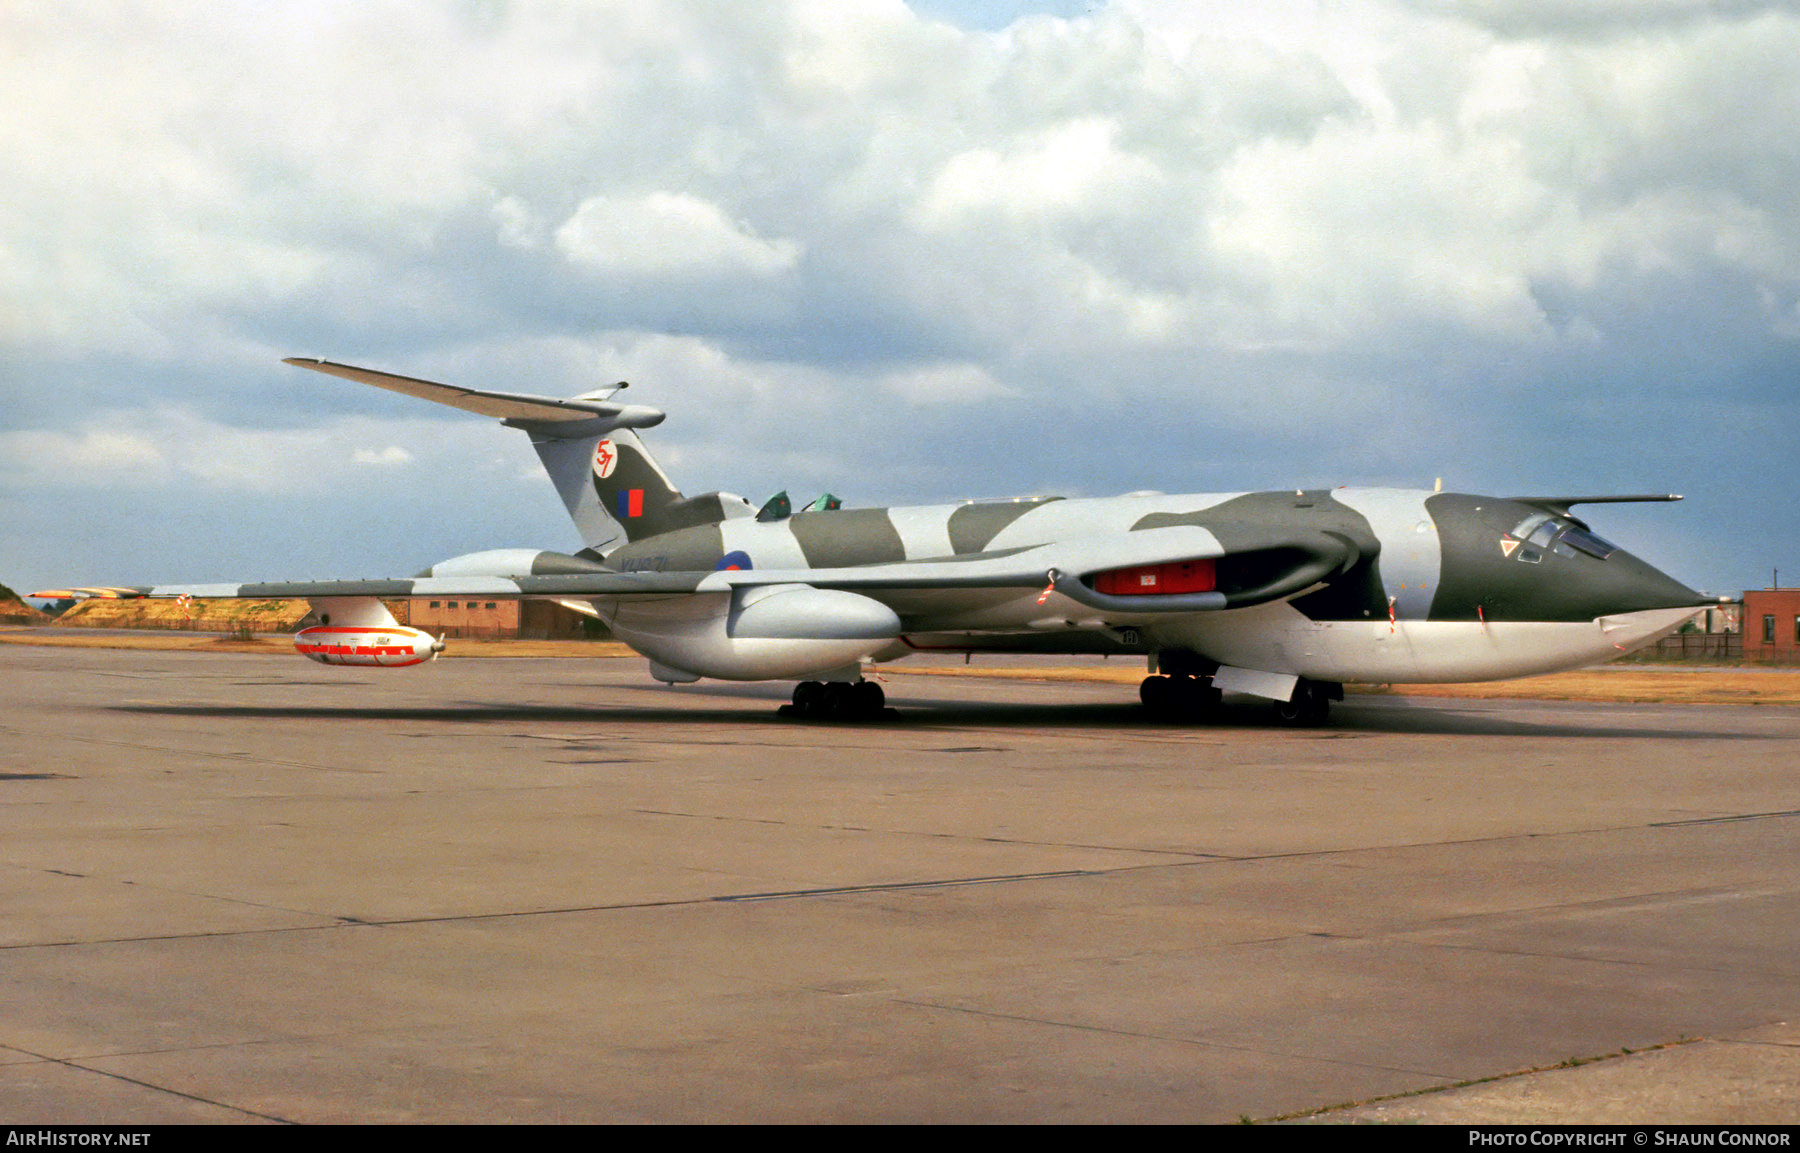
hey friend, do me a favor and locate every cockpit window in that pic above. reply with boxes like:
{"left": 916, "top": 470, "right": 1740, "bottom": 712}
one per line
{"left": 1558, "top": 525, "right": 1618, "bottom": 560}
{"left": 1508, "top": 513, "right": 1619, "bottom": 562}
{"left": 1511, "top": 513, "right": 1552, "bottom": 541}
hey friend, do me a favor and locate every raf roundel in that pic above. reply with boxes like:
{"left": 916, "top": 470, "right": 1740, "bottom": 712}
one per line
{"left": 592, "top": 439, "right": 618, "bottom": 479}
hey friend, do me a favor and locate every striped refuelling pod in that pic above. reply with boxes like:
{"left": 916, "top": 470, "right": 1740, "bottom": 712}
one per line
{"left": 294, "top": 625, "right": 443, "bottom": 667}
{"left": 295, "top": 597, "right": 445, "bottom": 668}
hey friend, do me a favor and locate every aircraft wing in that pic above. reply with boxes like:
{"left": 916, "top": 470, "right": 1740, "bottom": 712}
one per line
{"left": 135, "top": 521, "right": 1365, "bottom": 614}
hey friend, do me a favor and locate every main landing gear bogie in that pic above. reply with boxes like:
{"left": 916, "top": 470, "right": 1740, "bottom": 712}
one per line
{"left": 1138, "top": 673, "right": 1223, "bottom": 721}
{"left": 780, "top": 678, "right": 889, "bottom": 721}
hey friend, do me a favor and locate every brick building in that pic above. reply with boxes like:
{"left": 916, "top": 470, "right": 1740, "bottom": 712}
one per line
{"left": 1743, "top": 588, "right": 1800, "bottom": 663}
{"left": 397, "top": 598, "right": 595, "bottom": 640}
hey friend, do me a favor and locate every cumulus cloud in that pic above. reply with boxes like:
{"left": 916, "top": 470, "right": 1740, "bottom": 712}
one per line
{"left": 881, "top": 362, "right": 1017, "bottom": 404}
{"left": 3, "top": 0, "right": 1799, "bottom": 593}
{"left": 916, "top": 118, "right": 1159, "bottom": 226}
{"left": 1397, "top": 0, "right": 1800, "bottom": 37}
{"left": 1, "top": 409, "right": 496, "bottom": 496}
{"left": 0, "top": 429, "right": 169, "bottom": 485}
{"left": 553, "top": 192, "right": 802, "bottom": 279}
{"left": 352, "top": 445, "right": 415, "bottom": 466}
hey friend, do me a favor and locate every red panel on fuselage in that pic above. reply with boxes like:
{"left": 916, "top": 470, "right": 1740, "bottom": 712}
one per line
{"left": 1092, "top": 559, "right": 1217, "bottom": 596}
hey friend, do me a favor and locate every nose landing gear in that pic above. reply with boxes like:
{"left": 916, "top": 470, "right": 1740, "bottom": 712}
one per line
{"left": 1140, "top": 666, "right": 1343, "bottom": 726}
{"left": 1270, "top": 678, "right": 1341, "bottom": 726}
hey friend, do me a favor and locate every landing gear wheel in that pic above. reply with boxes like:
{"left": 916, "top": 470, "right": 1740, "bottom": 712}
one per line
{"left": 783, "top": 679, "right": 887, "bottom": 721}
{"left": 1139, "top": 674, "right": 1221, "bottom": 721}
{"left": 1175, "top": 676, "right": 1222, "bottom": 717}
{"left": 785, "top": 680, "right": 825, "bottom": 718}
{"left": 1271, "top": 679, "right": 1336, "bottom": 726}
{"left": 822, "top": 680, "right": 855, "bottom": 718}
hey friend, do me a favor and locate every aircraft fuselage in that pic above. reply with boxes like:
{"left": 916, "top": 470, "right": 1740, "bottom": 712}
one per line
{"left": 124, "top": 360, "right": 1711, "bottom": 724}
{"left": 592, "top": 485, "right": 1703, "bottom": 687}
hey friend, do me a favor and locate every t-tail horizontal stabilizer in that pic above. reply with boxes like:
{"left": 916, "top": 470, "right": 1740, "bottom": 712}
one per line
{"left": 284, "top": 357, "right": 693, "bottom": 555}
{"left": 282, "top": 358, "right": 665, "bottom": 433}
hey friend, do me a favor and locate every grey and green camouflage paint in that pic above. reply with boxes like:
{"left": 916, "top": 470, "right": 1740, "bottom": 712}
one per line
{"left": 134, "top": 359, "right": 1708, "bottom": 692}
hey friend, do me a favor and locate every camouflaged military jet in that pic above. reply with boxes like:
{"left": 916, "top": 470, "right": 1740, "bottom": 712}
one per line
{"left": 129, "top": 358, "right": 1709, "bottom": 725}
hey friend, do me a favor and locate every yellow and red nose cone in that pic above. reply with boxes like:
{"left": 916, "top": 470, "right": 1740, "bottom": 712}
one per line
{"left": 294, "top": 625, "right": 442, "bottom": 667}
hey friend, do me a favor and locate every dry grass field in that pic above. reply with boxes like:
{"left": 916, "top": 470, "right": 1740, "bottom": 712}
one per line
{"left": 47, "top": 596, "right": 315, "bottom": 632}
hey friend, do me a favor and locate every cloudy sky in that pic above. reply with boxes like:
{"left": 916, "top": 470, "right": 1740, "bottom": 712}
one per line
{"left": 3, "top": 0, "right": 1796, "bottom": 598}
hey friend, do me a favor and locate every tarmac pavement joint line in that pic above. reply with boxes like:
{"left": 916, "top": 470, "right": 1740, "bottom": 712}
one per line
{"left": 0, "top": 867, "right": 1105, "bottom": 949}
{"left": 6, "top": 808, "right": 1794, "bottom": 952}
{"left": 1, "top": 1041, "right": 296, "bottom": 1125}
{"left": 1652, "top": 808, "right": 1800, "bottom": 827}
{"left": 628, "top": 803, "right": 1233, "bottom": 859}
{"left": 1262, "top": 1038, "right": 1707, "bottom": 1123}
{"left": 892, "top": 996, "right": 1454, "bottom": 1080}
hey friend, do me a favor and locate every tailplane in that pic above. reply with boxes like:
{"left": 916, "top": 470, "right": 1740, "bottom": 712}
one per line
{"left": 284, "top": 358, "right": 747, "bottom": 556}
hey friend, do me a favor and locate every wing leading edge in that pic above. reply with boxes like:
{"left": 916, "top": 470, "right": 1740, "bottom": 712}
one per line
{"left": 135, "top": 521, "right": 1364, "bottom": 617}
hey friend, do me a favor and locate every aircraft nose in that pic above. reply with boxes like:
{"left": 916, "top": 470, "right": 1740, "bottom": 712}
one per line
{"left": 1426, "top": 496, "right": 1709, "bottom": 623}
{"left": 1587, "top": 549, "right": 1708, "bottom": 617}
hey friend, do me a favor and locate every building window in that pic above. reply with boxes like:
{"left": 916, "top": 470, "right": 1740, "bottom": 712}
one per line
{"left": 1794, "top": 616, "right": 1799, "bottom": 645}
{"left": 1764, "top": 615, "right": 1776, "bottom": 643}
{"left": 486, "top": 602, "right": 497, "bottom": 609}
{"left": 429, "top": 601, "right": 440, "bottom": 608}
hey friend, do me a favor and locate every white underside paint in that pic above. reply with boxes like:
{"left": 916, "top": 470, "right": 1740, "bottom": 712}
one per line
{"left": 878, "top": 588, "right": 1700, "bottom": 685}
{"left": 595, "top": 580, "right": 1699, "bottom": 686}
{"left": 1157, "top": 603, "right": 1702, "bottom": 684}
{"left": 596, "top": 591, "right": 900, "bottom": 681}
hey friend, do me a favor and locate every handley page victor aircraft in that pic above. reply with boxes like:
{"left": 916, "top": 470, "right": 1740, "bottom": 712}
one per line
{"left": 97, "top": 358, "right": 1709, "bottom": 724}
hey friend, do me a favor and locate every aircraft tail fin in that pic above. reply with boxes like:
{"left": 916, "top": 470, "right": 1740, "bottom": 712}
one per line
{"left": 531, "top": 426, "right": 706, "bottom": 552}
{"left": 285, "top": 358, "right": 741, "bottom": 555}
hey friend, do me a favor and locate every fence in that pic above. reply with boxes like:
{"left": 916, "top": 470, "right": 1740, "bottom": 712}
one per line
{"left": 1628, "top": 632, "right": 1743, "bottom": 662}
